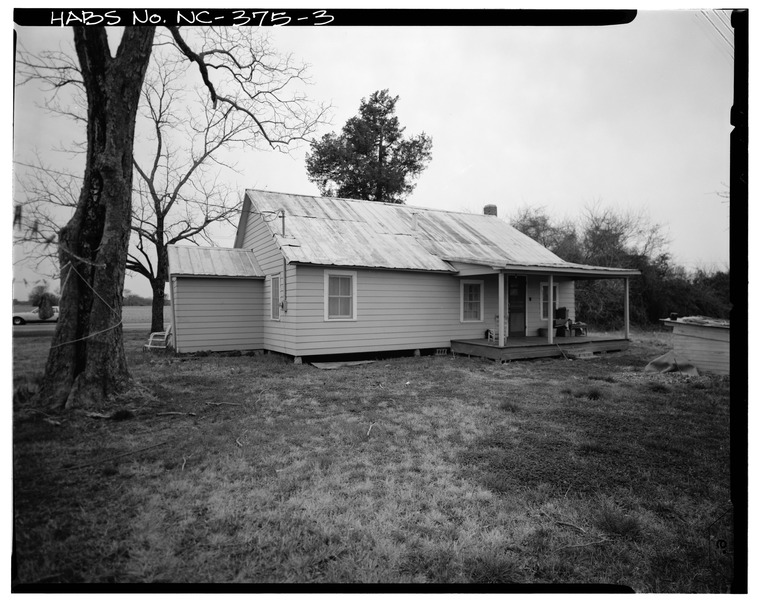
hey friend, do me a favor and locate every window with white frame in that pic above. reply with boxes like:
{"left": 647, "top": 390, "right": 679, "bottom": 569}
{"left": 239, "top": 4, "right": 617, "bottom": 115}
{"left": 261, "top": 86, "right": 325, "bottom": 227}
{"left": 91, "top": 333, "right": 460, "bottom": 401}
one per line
{"left": 540, "top": 283, "right": 559, "bottom": 320}
{"left": 271, "top": 275, "right": 281, "bottom": 320}
{"left": 461, "top": 280, "right": 484, "bottom": 322}
{"left": 324, "top": 270, "right": 357, "bottom": 320}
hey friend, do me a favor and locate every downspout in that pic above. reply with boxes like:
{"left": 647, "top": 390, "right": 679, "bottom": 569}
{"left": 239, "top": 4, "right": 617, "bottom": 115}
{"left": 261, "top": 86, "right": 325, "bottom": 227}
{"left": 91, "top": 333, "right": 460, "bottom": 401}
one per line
{"left": 280, "top": 209, "right": 288, "bottom": 313}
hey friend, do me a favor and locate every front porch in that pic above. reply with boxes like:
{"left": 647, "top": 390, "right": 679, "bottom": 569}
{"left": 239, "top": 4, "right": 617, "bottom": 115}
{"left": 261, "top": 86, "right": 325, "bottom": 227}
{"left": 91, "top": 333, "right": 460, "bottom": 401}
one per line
{"left": 450, "top": 334, "right": 630, "bottom": 362}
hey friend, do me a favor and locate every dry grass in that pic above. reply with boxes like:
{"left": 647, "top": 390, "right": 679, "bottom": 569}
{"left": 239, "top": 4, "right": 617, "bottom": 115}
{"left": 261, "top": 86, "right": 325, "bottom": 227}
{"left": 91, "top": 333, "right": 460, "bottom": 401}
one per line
{"left": 12, "top": 329, "right": 733, "bottom": 590}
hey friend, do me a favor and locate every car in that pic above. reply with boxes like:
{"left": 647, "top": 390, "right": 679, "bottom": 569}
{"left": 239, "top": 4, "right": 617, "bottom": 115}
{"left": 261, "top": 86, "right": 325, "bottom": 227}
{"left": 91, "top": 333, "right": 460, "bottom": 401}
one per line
{"left": 13, "top": 306, "right": 59, "bottom": 325}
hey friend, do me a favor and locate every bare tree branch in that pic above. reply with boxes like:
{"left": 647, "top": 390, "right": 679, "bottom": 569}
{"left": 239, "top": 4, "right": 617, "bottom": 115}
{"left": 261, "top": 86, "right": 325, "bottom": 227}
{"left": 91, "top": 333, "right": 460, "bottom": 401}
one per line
{"left": 16, "top": 26, "right": 332, "bottom": 333}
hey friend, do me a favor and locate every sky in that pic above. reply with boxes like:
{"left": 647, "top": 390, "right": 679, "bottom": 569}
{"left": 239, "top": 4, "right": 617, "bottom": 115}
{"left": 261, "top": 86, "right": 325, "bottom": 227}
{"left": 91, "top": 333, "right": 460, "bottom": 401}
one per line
{"left": 10, "top": 8, "right": 735, "bottom": 300}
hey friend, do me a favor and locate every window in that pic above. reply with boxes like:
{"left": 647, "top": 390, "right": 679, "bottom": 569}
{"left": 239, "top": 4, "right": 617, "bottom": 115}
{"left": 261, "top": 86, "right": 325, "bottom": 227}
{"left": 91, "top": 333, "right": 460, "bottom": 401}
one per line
{"left": 540, "top": 283, "right": 559, "bottom": 320}
{"left": 461, "top": 281, "right": 483, "bottom": 322}
{"left": 324, "top": 270, "right": 357, "bottom": 320}
{"left": 271, "top": 275, "right": 281, "bottom": 320}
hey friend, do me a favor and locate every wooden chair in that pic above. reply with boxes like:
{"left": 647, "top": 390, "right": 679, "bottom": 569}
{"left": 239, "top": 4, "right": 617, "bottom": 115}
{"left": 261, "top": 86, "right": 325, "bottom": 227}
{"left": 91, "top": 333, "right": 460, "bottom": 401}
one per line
{"left": 553, "top": 307, "right": 571, "bottom": 337}
{"left": 143, "top": 324, "right": 172, "bottom": 351}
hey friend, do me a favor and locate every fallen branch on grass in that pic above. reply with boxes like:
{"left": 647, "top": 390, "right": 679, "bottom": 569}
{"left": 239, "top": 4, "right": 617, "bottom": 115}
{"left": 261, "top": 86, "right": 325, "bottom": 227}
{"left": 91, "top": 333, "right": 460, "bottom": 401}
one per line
{"left": 205, "top": 402, "right": 243, "bottom": 407}
{"left": 556, "top": 520, "right": 588, "bottom": 535}
{"left": 557, "top": 538, "right": 610, "bottom": 551}
{"left": 27, "top": 407, "right": 60, "bottom": 420}
{"left": 55, "top": 440, "right": 169, "bottom": 471}
{"left": 85, "top": 409, "right": 135, "bottom": 421}
{"left": 84, "top": 411, "right": 111, "bottom": 419}
{"left": 157, "top": 411, "right": 197, "bottom": 417}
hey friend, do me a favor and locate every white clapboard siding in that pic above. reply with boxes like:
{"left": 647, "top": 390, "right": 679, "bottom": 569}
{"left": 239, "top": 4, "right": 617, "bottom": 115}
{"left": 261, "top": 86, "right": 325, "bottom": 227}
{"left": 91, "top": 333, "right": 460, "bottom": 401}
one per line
{"left": 172, "top": 277, "right": 264, "bottom": 353}
{"left": 670, "top": 321, "right": 730, "bottom": 375}
{"left": 288, "top": 267, "right": 503, "bottom": 355}
{"left": 226, "top": 191, "right": 632, "bottom": 358}
{"left": 238, "top": 211, "right": 298, "bottom": 355}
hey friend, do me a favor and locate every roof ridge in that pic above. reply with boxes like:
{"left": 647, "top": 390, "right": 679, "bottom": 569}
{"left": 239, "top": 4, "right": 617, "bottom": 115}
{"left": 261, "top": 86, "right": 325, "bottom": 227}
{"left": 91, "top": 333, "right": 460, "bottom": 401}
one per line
{"left": 245, "top": 188, "right": 504, "bottom": 219}
{"left": 246, "top": 188, "right": 407, "bottom": 208}
{"left": 176, "top": 245, "right": 250, "bottom": 252}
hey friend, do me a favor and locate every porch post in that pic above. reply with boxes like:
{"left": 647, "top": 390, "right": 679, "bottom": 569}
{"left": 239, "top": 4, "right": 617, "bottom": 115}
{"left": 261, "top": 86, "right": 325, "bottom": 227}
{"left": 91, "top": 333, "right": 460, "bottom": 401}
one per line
{"left": 504, "top": 274, "right": 509, "bottom": 341}
{"left": 498, "top": 270, "right": 505, "bottom": 347}
{"left": 547, "top": 274, "right": 554, "bottom": 344}
{"left": 624, "top": 276, "right": 630, "bottom": 340}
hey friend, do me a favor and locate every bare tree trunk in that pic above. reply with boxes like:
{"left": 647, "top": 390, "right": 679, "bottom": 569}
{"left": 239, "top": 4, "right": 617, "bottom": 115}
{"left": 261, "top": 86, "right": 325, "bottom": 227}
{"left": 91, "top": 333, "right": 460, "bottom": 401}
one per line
{"left": 150, "top": 281, "right": 166, "bottom": 334}
{"left": 38, "top": 27, "right": 156, "bottom": 410}
{"left": 150, "top": 223, "right": 169, "bottom": 333}
{"left": 150, "top": 242, "right": 168, "bottom": 332}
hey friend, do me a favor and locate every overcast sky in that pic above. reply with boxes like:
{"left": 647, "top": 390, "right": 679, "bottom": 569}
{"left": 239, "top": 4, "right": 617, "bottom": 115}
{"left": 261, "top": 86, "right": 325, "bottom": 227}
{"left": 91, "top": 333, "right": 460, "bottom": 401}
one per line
{"left": 11, "top": 9, "right": 734, "bottom": 299}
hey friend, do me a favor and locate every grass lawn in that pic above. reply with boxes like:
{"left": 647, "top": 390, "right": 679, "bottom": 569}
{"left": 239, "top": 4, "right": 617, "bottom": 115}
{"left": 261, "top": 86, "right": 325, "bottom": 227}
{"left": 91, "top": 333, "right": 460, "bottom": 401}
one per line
{"left": 12, "top": 329, "right": 733, "bottom": 590}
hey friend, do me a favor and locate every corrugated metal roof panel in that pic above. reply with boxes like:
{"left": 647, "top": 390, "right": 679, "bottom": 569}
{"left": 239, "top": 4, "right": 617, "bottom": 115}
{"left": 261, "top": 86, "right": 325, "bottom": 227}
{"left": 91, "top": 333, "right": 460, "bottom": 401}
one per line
{"left": 168, "top": 245, "right": 264, "bottom": 278}
{"left": 243, "top": 190, "right": 639, "bottom": 276}
{"left": 246, "top": 190, "right": 566, "bottom": 272}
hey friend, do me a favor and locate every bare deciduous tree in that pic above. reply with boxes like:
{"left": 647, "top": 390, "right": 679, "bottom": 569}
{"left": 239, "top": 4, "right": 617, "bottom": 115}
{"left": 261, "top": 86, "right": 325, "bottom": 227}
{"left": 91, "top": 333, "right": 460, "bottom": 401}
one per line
{"left": 508, "top": 205, "right": 583, "bottom": 263}
{"left": 129, "top": 36, "right": 328, "bottom": 332}
{"left": 14, "top": 26, "right": 329, "bottom": 409}
{"left": 580, "top": 202, "right": 668, "bottom": 268}
{"left": 510, "top": 201, "right": 674, "bottom": 329}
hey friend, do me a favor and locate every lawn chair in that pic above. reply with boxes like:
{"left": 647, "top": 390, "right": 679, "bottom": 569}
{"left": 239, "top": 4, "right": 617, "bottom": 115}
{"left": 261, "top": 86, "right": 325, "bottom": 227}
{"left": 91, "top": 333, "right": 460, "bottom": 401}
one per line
{"left": 143, "top": 324, "right": 172, "bottom": 352}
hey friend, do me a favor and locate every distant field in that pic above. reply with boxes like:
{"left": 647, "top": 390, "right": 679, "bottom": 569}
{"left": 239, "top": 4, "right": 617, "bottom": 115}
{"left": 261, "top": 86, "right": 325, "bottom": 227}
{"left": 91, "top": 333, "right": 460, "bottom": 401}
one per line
{"left": 13, "top": 305, "right": 170, "bottom": 324}
{"left": 122, "top": 306, "right": 171, "bottom": 324}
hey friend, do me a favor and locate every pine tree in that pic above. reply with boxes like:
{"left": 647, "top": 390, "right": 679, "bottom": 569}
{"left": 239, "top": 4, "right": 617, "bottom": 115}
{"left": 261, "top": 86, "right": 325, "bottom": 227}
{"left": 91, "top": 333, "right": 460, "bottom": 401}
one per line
{"left": 306, "top": 90, "right": 432, "bottom": 204}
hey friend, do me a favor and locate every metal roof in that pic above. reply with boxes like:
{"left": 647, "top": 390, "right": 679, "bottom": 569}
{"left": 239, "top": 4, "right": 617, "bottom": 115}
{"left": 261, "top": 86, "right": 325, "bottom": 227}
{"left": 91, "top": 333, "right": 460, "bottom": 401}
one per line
{"left": 168, "top": 245, "right": 264, "bottom": 278}
{"left": 242, "top": 190, "right": 639, "bottom": 277}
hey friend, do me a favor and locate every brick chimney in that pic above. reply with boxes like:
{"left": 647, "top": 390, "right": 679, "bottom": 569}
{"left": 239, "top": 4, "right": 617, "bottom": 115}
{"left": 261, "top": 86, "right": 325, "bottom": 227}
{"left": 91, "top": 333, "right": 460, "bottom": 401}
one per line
{"left": 483, "top": 204, "right": 498, "bottom": 216}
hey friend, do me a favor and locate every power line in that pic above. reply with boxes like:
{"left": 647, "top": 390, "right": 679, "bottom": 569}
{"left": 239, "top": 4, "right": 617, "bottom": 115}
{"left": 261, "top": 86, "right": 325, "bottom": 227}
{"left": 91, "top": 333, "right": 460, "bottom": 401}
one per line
{"left": 702, "top": 9, "right": 735, "bottom": 49}
{"left": 712, "top": 9, "right": 734, "bottom": 37}
{"left": 699, "top": 10, "right": 735, "bottom": 59}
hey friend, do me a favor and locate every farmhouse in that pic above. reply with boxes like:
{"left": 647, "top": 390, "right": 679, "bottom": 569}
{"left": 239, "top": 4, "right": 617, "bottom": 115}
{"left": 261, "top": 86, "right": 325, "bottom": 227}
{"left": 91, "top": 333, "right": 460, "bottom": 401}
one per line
{"left": 167, "top": 189, "right": 640, "bottom": 360}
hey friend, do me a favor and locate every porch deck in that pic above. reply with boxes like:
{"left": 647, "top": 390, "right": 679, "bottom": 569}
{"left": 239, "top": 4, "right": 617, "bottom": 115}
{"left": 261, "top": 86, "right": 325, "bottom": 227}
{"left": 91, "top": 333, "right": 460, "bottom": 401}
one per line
{"left": 450, "top": 335, "right": 630, "bottom": 361}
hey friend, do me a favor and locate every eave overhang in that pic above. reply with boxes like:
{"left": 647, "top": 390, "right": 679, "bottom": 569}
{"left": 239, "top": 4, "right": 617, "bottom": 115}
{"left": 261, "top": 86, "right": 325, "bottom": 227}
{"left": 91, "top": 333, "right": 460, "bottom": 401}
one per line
{"left": 442, "top": 256, "right": 640, "bottom": 278}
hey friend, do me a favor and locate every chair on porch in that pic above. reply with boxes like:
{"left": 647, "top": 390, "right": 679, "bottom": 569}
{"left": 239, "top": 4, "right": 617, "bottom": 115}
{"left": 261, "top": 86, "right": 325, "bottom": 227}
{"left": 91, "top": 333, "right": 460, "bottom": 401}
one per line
{"left": 553, "top": 307, "right": 571, "bottom": 337}
{"left": 554, "top": 307, "right": 587, "bottom": 337}
{"left": 571, "top": 321, "right": 588, "bottom": 336}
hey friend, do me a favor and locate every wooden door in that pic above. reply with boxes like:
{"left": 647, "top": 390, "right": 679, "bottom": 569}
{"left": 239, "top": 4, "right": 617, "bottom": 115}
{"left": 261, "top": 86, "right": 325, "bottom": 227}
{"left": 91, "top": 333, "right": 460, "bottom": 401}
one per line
{"left": 508, "top": 276, "right": 526, "bottom": 337}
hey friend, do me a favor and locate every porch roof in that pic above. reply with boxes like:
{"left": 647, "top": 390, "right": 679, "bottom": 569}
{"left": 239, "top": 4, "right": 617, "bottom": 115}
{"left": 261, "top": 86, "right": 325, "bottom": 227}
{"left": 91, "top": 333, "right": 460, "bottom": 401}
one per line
{"left": 444, "top": 257, "right": 641, "bottom": 278}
